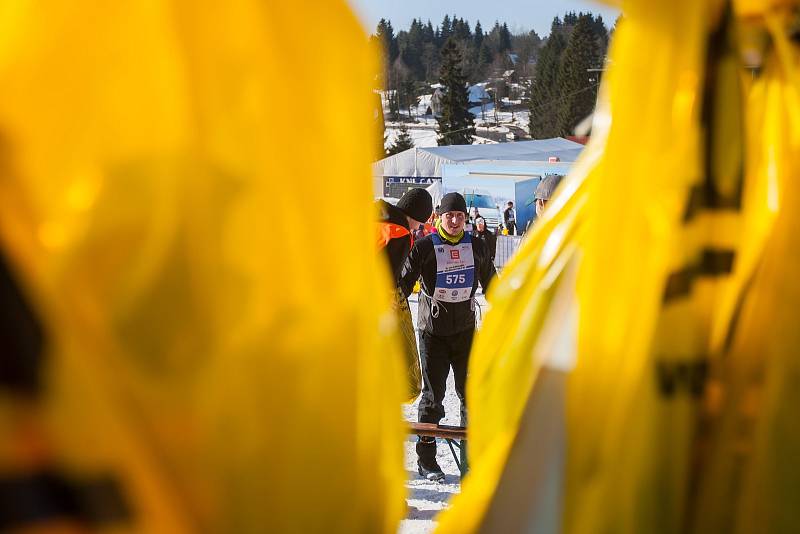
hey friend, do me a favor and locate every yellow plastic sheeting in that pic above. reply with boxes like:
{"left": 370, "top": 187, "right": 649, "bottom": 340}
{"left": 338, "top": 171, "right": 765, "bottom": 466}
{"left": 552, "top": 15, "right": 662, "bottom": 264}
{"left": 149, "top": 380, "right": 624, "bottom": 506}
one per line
{"left": 692, "top": 11, "right": 800, "bottom": 533}
{"left": 394, "top": 288, "right": 423, "bottom": 401}
{"left": 439, "top": 0, "right": 726, "bottom": 528}
{"left": 0, "top": 1, "right": 405, "bottom": 532}
{"left": 439, "top": 0, "right": 800, "bottom": 533}
{"left": 566, "top": 2, "right": 743, "bottom": 531}
{"left": 734, "top": 0, "right": 800, "bottom": 16}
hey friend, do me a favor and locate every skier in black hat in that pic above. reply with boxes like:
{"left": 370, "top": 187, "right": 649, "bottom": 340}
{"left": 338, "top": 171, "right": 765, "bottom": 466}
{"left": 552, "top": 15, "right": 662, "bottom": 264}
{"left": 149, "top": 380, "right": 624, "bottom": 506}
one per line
{"left": 377, "top": 188, "right": 433, "bottom": 400}
{"left": 399, "top": 191, "right": 496, "bottom": 481}
{"left": 377, "top": 188, "right": 433, "bottom": 282}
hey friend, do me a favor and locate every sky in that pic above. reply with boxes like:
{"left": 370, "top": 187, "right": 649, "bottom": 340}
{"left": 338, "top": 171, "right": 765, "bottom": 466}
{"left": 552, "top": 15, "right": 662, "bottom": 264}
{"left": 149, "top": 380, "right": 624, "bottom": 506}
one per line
{"left": 347, "top": 0, "right": 620, "bottom": 37}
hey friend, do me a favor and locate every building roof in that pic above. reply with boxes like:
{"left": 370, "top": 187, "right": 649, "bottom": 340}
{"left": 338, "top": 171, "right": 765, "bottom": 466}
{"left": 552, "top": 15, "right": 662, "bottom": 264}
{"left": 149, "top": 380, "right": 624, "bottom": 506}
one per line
{"left": 468, "top": 84, "right": 490, "bottom": 103}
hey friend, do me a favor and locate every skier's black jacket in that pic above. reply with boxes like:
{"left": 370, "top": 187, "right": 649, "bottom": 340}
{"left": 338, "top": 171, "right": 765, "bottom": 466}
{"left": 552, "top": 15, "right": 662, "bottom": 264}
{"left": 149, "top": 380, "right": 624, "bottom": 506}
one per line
{"left": 377, "top": 199, "right": 412, "bottom": 283}
{"left": 399, "top": 229, "right": 496, "bottom": 336}
{"left": 472, "top": 228, "right": 497, "bottom": 261}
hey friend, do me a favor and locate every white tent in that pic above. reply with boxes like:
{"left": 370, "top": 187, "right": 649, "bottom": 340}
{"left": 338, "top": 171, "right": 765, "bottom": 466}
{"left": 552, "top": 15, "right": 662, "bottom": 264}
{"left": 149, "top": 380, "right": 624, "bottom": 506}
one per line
{"left": 373, "top": 138, "right": 585, "bottom": 184}
{"left": 425, "top": 180, "right": 443, "bottom": 208}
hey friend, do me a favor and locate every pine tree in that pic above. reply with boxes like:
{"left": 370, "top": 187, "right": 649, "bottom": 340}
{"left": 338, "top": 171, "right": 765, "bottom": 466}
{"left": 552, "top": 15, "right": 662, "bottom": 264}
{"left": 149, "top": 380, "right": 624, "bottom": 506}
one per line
{"left": 439, "top": 15, "right": 452, "bottom": 46}
{"left": 556, "top": 14, "right": 600, "bottom": 135}
{"left": 423, "top": 21, "right": 436, "bottom": 44}
{"left": 388, "top": 55, "right": 410, "bottom": 120}
{"left": 387, "top": 88, "right": 400, "bottom": 121}
{"left": 552, "top": 16, "right": 563, "bottom": 30}
{"left": 436, "top": 38, "right": 475, "bottom": 145}
{"left": 400, "top": 78, "right": 417, "bottom": 117}
{"left": 512, "top": 30, "right": 542, "bottom": 78}
{"left": 487, "top": 21, "right": 502, "bottom": 53}
{"left": 474, "top": 21, "right": 484, "bottom": 49}
{"left": 375, "top": 19, "right": 399, "bottom": 65}
{"left": 373, "top": 93, "right": 386, "bottom": 159}
{"left": 478, "top": 42, "right": 492, "bottom": 64}
{"left": 591, "top": 15, "right": 610, "bottom": 63}
{"left": 474, "top": 42, "right": 492, "bottom": 81}
{"left": 394, "top": 20, "right": 424, "bottom": 82}
{"left": 453, "top": 18, "right": 472, "bottom": 41}
{"left": 500, "top": 23, "right": 512, "bottom": 52}
{"left": 422, "top": 43, "right": 439, "bottom": 81}
{"left": 387, "top": 123, "right": 415, "bottom": 156}
{"left": 528, "top": 30, "right": 566, "bottom": 138}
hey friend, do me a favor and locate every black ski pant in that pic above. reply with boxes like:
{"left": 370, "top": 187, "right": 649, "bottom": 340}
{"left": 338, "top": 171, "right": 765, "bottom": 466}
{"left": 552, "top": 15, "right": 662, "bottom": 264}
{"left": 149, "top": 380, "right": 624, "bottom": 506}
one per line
{"left": 416, "top": 328, "right": 474, "bottom": 465}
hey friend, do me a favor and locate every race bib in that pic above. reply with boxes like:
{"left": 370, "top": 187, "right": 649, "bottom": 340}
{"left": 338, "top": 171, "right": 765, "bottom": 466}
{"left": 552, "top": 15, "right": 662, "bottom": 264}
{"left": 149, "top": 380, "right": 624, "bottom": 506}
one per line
{"left": 432, "top": 233, "right": 475, "bottom": 303}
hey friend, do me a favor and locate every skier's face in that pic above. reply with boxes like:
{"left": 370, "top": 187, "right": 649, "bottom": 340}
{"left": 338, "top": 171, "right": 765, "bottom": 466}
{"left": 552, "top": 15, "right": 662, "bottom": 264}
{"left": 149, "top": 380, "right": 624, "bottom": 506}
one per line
{"left": 442, "top": 211, "right": 466, "bottom": 235}
{"left": 535, "top": 198, "right": 547, "bottom": 218}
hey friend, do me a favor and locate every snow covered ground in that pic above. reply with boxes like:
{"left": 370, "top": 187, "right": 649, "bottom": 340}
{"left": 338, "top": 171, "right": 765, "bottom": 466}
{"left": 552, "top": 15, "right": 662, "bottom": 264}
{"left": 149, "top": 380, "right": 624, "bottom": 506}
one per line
{"left": 399, "top": 375, "right": 463, "bottom": 534}
{"left": 385, "top": 127, "right": 439, "bottom": 149}
{"left": 381, "top": 89, "right": 531, "bottom": 152}
{"left": 471, "top": 106, "right": 530, "bottom": 132}
{"left": 384, "top": 126, "right": 498, "bottom": 150}
{"left": 400, "top": 291, "right": 489, "bottom": 534}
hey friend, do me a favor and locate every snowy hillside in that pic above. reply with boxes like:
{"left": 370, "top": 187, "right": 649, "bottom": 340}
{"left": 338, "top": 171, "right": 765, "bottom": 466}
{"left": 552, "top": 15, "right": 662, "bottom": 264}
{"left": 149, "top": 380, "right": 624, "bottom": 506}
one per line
{"left": 381, "top": 88, "right": 531, "bottom": 152}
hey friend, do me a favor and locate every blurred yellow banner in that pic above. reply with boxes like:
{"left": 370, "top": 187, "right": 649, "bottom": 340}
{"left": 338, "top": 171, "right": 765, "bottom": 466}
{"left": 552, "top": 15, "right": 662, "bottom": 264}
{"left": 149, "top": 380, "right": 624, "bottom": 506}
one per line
{"left": 0, "top": 1, "right": 405, "bottom": 532}
{"left": 438, "top": 1, "right": 800, "bottom": 533}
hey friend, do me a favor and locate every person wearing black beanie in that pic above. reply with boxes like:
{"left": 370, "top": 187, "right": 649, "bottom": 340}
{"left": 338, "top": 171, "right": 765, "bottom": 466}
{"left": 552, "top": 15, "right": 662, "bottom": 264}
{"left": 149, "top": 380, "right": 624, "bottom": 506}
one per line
{"left": 396, "top": 187, "right": 434, "bottom": 226}
{"left": 439, "top": 191, "right": 467, "bottom": 216}
{"left": 376, "top": 188, "right": 433, "bottom": 401}
{"left": 377, "top": 188, "right": 432, "bottom": 283}
{"left": 399, "top": 190, "right": 496, "bottom": 481}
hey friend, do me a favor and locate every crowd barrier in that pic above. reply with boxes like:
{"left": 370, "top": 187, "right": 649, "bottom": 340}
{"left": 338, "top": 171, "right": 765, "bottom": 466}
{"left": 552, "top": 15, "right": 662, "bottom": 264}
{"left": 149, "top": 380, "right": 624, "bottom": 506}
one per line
{"left": 494, "top": 235, "right": 524, "bottom": 270}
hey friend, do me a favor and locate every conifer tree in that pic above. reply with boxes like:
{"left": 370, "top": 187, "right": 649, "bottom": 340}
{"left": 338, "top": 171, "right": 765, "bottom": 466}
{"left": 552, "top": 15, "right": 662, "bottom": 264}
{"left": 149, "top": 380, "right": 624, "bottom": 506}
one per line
{"left": 436, "top": 38, "right": 475, "bottom": 145}
{"left": 528, "top": 30, "right": 566, "bottom": 138}
{"left": 400, "top": 78, "right": 417, "bottom": 117}
{"left": 423, "top": 21, "right": 435, "bottom": 44}
{"left": 387, "top": 123, "right": 414, "bottom": 156}
{"left": 478, "top": 42, "right": 492, "bottom": 64}
{"left": 439, "top": 15, "right": 452, "bottom": 46}
{"left": 556, "top": 14, "right": 600, "bottom": 135}
{"left": 474, "top": 42, "right": 492, "bottom": 81}
{"left": 500, "top": 23, "right": 512, "bottom": 52}
{"left": 453, "top": 18, "right": 472, "bottom": 41}
{"left": 387, "top": 89, "right": 400, "bottom": 122}
{"left": 373, "top": 92, "right": 386, "bottom": 159}
{"left": 474, "top": 21, "right": 484, "bottom": 49}
{"left": 375, "top": 19, "right": 398, "bottom": 65}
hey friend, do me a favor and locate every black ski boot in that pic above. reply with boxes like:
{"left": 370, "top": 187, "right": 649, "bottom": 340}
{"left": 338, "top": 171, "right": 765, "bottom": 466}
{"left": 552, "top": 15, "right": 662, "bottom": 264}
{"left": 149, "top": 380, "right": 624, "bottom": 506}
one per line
{"left": 416, "top": 436, "right": 445, "bottom": 482}
{"left": 417, "top": 458, "right": 445, "bottom": 482}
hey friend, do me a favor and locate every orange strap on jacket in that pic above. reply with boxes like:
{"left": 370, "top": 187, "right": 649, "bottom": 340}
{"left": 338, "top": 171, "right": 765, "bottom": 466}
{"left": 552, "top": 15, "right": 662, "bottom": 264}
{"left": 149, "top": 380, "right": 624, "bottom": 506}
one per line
{"left": 377, "top": 222, "right": 412, "bottom": 250}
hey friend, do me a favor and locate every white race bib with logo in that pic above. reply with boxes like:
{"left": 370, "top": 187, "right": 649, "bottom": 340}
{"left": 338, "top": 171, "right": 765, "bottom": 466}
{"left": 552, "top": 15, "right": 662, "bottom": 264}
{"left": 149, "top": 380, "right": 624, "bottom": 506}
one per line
{"left": 431, "top": 233, "right": 475, "bottom": 303}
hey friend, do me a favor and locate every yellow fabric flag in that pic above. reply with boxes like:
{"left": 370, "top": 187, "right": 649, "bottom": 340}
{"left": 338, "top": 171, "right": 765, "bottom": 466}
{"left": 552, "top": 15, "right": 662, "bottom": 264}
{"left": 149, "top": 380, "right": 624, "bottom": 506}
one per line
{"left": 438, "top": 1, "right": 800, "bottom": 533}
{"left": 692, "top": 8, "right": 800, "bottom": 532}
{"left": 0, "top": 1, "right": 405, "bottom": 532}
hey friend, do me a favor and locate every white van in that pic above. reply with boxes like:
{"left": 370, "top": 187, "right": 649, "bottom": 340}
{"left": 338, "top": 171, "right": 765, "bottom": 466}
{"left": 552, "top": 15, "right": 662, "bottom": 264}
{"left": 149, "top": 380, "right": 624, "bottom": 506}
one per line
{"left": 461, "top": 188, "right": 502, "bottom": 231}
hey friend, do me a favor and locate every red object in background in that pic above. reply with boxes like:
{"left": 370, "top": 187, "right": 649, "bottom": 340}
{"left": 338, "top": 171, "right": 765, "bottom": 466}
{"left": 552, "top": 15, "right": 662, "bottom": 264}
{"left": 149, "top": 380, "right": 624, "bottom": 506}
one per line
{"left": 565, "top": 135, "right": 590, "bottom": 145}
